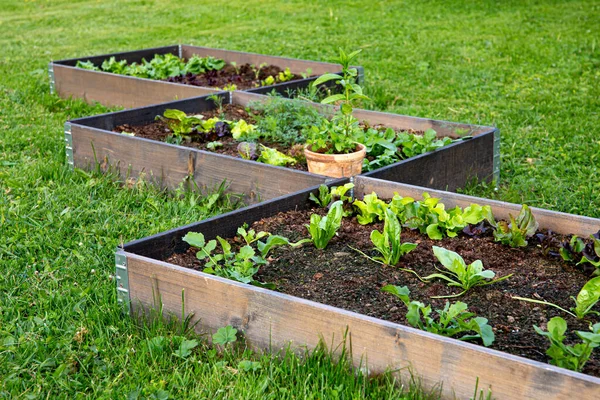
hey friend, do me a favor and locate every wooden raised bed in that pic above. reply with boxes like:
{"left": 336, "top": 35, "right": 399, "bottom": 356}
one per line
{"left": 67, "top": 91, "right": 499, "bottom": 197}
{"left": 118, "top": 175, "right": 600, "bottom": 400}
{"left": 65, "top": 92, "right": 328, "bottom": 204}
{"left": 49, "top": 44, "right": 357, "bottom": 108}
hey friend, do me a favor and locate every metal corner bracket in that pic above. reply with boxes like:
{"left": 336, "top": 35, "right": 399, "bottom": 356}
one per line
{"left": 115, "top": 251, "right": 131, "bottom": 313}
{"left": 64, "top": 122, "right": 74, "bottom": 169}
{"left": 492, "top": 129, "right": 501, "bottom": 185}
{"left": 48, "top": 63, "right": 55, "bottom": 95}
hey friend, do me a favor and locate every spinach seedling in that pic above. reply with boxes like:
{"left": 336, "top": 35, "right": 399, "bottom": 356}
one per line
{"left": 306, "top": 201, "right": 344, "bottom": 249}
{"left": 381, "top": 285, "right": 495, "bottom": 346}
{"left": 424, "top": 246, "right": 512, "bottom": 298}
{"left": 534, "top": 316, "right": 600, "bottom": 372}
{"left": 492, "top": 204, "right": 538, "bottom": 247}
{"left": 370, "top": 208, "right": 417, "bottom": 266}
{"left": 513, "top": 276, "right": 600, "bottom": 320}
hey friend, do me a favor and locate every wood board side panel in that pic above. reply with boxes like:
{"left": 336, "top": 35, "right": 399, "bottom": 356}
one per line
{"left": 53, "top": 65, "right": 218, "bottom": 108}
{"left": 53, "top": 45, "right": 179, "bottom": 66}
{"left": 364, "top": 133, "right": 495, "bottom": 191}
{"left": 181, "top": 45, "right": 340, "bottom": 75}
{"left": 126, "top": 255, "right": 600, "bottom": 400}
{"left": 355, "top": 176, "right": 600, "bottom": 236}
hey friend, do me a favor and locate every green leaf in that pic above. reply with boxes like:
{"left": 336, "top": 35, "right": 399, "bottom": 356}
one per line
{"left": 182, "top": 232, "right": 205, "bottom": 249}
{"left": 432, "top": 246, "right": 465, "bottom": 273}
{"left": 212, "top": 326, "right": 237, "bottom": 345}
{"left": 381, "top": 285, "right": 410, "bottom": 305}
{"left": 426, "top": 224, "right": 443, "bottom": 240}
{"left": 320, "top": 94, "right": 346, "bottom": 104}
{"left": 173, "top": 339, "right": 198, "bottom": 359}
{"left": 313, "top": 73, "right": 343, "bottom": 87}
{"left": 573, "top": 276, "right": 600, "bottom": 318}
{"left": 238, "top": 360, "right": 262, "bottom": 372}
{"left": 163, "top": 109, "right": 188, "bottom": 121}
{"left": 547, "top": 316, "right": 567, "bottom": 339}
{"left": 257, "top": 145, "right": 297, "bottom": 167}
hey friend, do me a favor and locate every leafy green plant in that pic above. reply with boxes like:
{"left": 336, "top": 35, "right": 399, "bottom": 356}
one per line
{"left": 309, "top": 183, "right": 354, "bottom": 212}
{"left": 257, "top": 145, "right": 297, "bottom": 167}
{"left": 381, "top": 285, "right": 495, "bottom": 346}
{"left": 492, "top": 204, "right": 538, "bottom": 247}
{"left": 370, "top": 208, "right": 417, "bottom": 266}
{"left": 424, "top": 246, "right": 512, "bottom": 298}
{"left": 512, "top": 276, "right": 600, "bottom": 320}
{"left": 237, "top": 142, "right": 258, "bottom": 160}
{"left": 231, "top": 119, "right": 258, "bottom": 140}
{"left": 534, "top": 316, "right": 600, "bottom": 372}
{"left": 277, "top": 67, "right": 293, "bottom": 82}
{"left": 157, "top": 109, "right": 204, "bottom": 142}
{"left": 75, "top": 60, "right": 99, "bottom": 70}
{"left": 182, "top": 232, "right": 272, "bottom": 287}
{"left": 237, "top": 225, "right": 269, "bottom": 245}
{"left": 309, "top": 184, "right": 333, "bottom": 208}
{"left": 251, "top": 62, "right": 268, "bottom": 80}
{"left": 306, "top": 201, "right": 344, "bottom": 249}
{"left": 578, "top": 234, "right": 600, "bottom": 272}
{"left": 184, "top": 55, "right": 225, "bottom": 75}
{"left": 397, "top": 129, "right": 454, "bottom": 159}
{"left": 306, "top": 48, "right": 368, "bottom": 154}
{"left": 353, "top": 192, "right": 388, "bottom": 225}
{"left": 212, "top": 325, "right": 238, "bottom": 346}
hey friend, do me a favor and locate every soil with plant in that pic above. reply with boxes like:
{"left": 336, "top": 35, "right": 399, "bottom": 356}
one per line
{"left": 166, "top": 207, "right": 600, "bottom": 377}
{"left": 165, "top": 63, "right": 303, "bottom": 90}
{"left": 115, "top": 104, "right": 437, "bottom": 172}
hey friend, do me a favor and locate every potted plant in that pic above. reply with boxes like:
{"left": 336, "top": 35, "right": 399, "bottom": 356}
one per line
{"left": 303, "top": 49, "right": 369, "bottom": 178}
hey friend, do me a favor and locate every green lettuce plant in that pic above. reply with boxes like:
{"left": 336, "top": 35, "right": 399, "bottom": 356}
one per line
{"left": 306, "top": 201, "right": 344, "bottom": 249}
{"left": 423, "top": 246, "right": 512, "bottom": 298}
{"left": 353, "top": 192, "right": 388, "bottom": 225}
{"left": 381, "top": 285, "right": 495, "bottom": 346}
{"left": 492, "top": 204, "right": 538, "bottom": 247}
{"left": 370, "top": 208, "right": 417, "bottom": 266}
{"left": 534, "top": 316, "right": 600, "bottom": 372}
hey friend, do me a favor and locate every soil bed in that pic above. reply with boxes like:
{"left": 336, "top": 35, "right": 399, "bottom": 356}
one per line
{"left": 116, "top": 104, "right": 427, "bottom": 172}
{"left": 165, "top": 63, "right": 304, "bottom": 90}
{"left": 166, "top": 208, "right": 600, "bottom": 377}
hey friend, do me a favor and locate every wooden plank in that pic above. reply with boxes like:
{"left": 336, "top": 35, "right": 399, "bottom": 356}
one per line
{"left": 181, "top": 45, "right": 342, "bottom": 76}
{"left": 70, "top": 124, "right": 327, "bottom": 204}
{"left": 123, "top": 252, "right": 600, "bottom": 400}
{"left": 53, "top": 45, "right": 179, "bottom": 66}
{"left": 53, "top": 64, "right": 218, "bottom": 108}
{"left": 355, "top": 176, "right": 600, "bottom": 236}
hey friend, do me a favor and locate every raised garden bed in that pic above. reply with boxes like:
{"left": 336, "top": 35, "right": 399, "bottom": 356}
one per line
{"left": 49, "top": 44, "right": 357, "bottom": 108}
{"left": 118, "top": 175, "right": 600, "bottom": 400}
{"left": 67, "top": 91, "right": 499, "bottom": 196}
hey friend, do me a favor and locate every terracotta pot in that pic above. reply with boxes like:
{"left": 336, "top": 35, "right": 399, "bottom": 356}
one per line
{"left": 304, "top": 143, "right": 366, "bottom": 178}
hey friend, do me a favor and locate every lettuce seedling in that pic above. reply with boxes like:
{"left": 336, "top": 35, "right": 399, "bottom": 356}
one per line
{"left": 310, "top": 185, "right": 333, "bottom": 208}
{"left": 381, "top": 285, "right": 495, "bottom": 346}
{"left": 353, "top": 192, "right": 388, "bottom": 225}
{"left": 237, "top": 142, "right": 258, "bottom": 160}
{"left": 237, "top": 225, "right": 269, "bottom": 245}
{"left": 493, "top": 204, "right": 538, "bottom": 247}
{"left": 257, "top": 145, "right": 297, "bottom": 167}
{"left": 424, "top": 246, "right": 512, "bottom": 298}
{"left": 231, "top": 120, "right": 258, "bottom": 141}
{"left": 309, "top": 183, "right": 354, "bottom": 216}
{"left": 75, "top": 60, "right": 99, "bottom": 71}
{"left": 277, "top": 67, "right": 294, "bottom": 82}
{"left": 398, "top": 129, "right": 454, "bottom": 159}
{"left": 306, "top": 201, "right": 344, "bottom": 249}
{"left": 534, "top": 316, "right": 600, "bottom": 372}
{"left": 157, "top": 109, "right": 204, "bottom": 143}
{"left": 182, "top": 232, "right": 272, "bottom": 288}
{"left": 184, "top": 55, "right": 225, "bottom": 75}
{"left": 577, "top": 234, "right": 600, "bottom": 272}
{"left": 370, "top": 209, "right": 417, "bottom": 266}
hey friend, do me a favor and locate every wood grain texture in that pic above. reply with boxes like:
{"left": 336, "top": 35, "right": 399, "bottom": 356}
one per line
{"left": 70, "top": 124, "right": 327, "bottom": 204}
{"left": 355, "top": 176, "right": 600, "bottom": 236}
{"left": 123, "top": 251, "right": 600, "bottom": 400}
{"left": 52, "top": 64, "right": 218, "bottom": 109}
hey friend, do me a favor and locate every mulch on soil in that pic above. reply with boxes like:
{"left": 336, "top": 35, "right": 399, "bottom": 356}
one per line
{"left": 166, "top": 207, "right": 600, "bottom": 377}
{"left": 165, "top": 63, "right": 304, "bottom": 90}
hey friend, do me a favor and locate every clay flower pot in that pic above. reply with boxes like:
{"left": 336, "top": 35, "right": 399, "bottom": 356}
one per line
{"left": 304, "top": 143, "right": 366, "bottom": 178}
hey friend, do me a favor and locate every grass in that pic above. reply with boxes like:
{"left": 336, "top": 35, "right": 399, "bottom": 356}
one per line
{"left": 0, "top": 0, "right": 598, "bottom": 398}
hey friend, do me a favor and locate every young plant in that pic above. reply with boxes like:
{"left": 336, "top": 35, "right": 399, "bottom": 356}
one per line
{"left": 424, "top": 246, "right": 512, "bottom": 298}
{"left": 237, "top": 225, "right": 269, "bottom": 245}
{"left": 277, "top": 67, "right": 293, "bottom": 82}
{"left": 306, "top": 201, "right": 344, "bottom": 249}
{"left": 309, "top": 183, "right": 354, "bottom": 213}
{"left": 512, "top": 276, "right": 600, "bottom": 320}
{"left": 306, "top": 48, "right": 369, "bottom": 154}
{"left": 492, "top": 204, "right": 538, "bottom": 247}
{"left": 397, "top": 129, "right": 454, "bottom": 159}
{"left": 237, "top": 142, "right": 258, "bottom": 160}
{"left": 370, "top": 208, "right": 417, "bottom": 266}
{"left": 309, "top": 184, "right": 333, "bottom": 208}
{"left": 231, "top": 119, "right": 258, "bottom": 141}
{"left": 534, "top": 316, "right": 600, "bottom": 372}
{"left": 352, "top": 192, "right": 387, "bottom": 225}
{"left": 251, "top": 62, "right": 268, "bottom": 80}
{"left": 577, "top": 233, "right": 600, "bottom": 272}
{"left": 257, "top": 145, "right": 297, "bottom": 167}
{"left": 182, "top": 232, "right": 272, "bottom": 288}
{"left": 381, "top": 285, "right": 495, "bottom": 346}
{"left": 157, "top": 109, "right": 204, "bottom": 142}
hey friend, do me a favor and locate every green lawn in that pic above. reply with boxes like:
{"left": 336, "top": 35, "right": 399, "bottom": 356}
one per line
{"left": 1, "top": 0, "right": 599, "bottom": 398}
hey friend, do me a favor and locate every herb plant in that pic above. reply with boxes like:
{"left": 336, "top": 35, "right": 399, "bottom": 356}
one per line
{"left": 306, "top": 201, "right": 344, "bottom": 249}
{"left": 381, "top": 285, "right": 495, "bottom": 346}
{"left": 306, "top": 48, "right": 369, "bottom": 154}
{"left": 424, "top": 246, "right": 512, "bottom": 298}
{"left": 370, "top": 209, "right": 417, "bottom": 266}
{"left": 534, "top": 316, "right": 600, "bottom": 372}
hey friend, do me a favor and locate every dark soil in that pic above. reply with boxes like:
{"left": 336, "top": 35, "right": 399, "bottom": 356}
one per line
{"left": 115, "top": 105, "right": 426, "bottom": 172}
{"left": 165, "top": 63, "right": 304, "bottom": 90}
{"left": 165, "top": 208, "right": 600, "bottom": 378}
